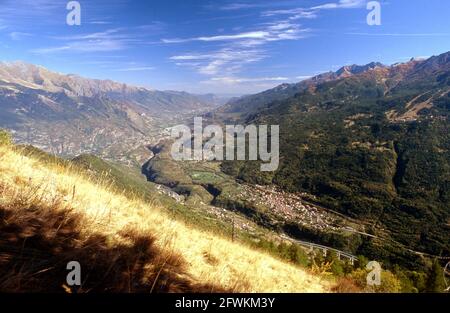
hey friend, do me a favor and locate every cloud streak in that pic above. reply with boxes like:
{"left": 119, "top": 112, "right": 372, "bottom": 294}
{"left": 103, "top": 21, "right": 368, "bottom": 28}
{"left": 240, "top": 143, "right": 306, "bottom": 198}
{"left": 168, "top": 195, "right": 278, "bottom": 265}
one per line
{"left": 31, "top": 39, "right": 127, "bottom": 54}
{"left": 263, "top": 0, "right": 366, "bottom": 20}
{"left": 113, "top": 66, "right": 155, "bottom": 72}
{"left": 9, "top": 32, "right": 32, "bottom": 41}
{"left": 163, "top": 22, "right": 309, "bottom": 45}
{"left": 346, "top": 32, "right": 450, "bottom": 37}
{"left": 0, "top": 0, "right": 62, "bottom": 28}
{"left": 31, "top": 26, "right": 162, "bottom": 54}
{"left": 171, "top": 48, "right": 266, "bottom": 76}
{"left": 312, "top": 0, "right": 366, "bottom": 10}
{"left": 205, "top": 76, "right": 290, "bottom": 84}
{"left": 167, "top": 1, "right": 364, "bottom": 81}
{"left": 167, "top": 21, "right": 310, "bottom": 76}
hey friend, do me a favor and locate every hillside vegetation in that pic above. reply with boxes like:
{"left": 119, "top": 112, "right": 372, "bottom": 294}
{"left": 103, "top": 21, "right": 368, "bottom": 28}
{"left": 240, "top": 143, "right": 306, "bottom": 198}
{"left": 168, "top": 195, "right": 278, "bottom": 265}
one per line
{"left": 0, "top": 139, "right": 329, "bottom": 293}
{"left": 219, "top": 53, "right": 450, "bottom": 266}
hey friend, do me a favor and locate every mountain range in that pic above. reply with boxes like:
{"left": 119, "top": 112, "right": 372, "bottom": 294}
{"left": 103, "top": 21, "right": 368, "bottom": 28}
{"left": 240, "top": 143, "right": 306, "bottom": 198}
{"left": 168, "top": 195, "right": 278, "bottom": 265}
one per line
{"left": 0, "top": 61, "right": 219, "bottom": 162}
{"left": 218, "top": 52, "right": 450, "bottom": 263}
{"left": 217, "top": 59, "right": 428, "bottom": 117}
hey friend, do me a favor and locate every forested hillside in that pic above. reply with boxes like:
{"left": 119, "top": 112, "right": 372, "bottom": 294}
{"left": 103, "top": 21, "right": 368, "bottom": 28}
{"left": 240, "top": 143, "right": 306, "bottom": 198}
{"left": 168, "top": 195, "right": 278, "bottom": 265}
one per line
{"left": 220, "top": 52, "right": 450, "bottom": 262}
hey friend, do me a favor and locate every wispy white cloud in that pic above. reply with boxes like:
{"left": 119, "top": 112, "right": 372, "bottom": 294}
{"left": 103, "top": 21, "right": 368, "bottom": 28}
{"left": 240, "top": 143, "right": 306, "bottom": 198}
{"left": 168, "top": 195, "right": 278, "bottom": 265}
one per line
{"left": 9, "top": 32, "right": 32, "bottom": 41}
{"left": 204, "top": 76, "right": 290, "bottom": 84}
{"left": 171, "top": 48, "right": 266, "bottom": 76}
{"left": 219, "top": 3, "right": 264, "bottom": 11}
{"left": 216, "top": 1, "right": 301, "bottom": 11}
{"left": 51, "top": 29, "right": 125, "bottom": 41}
{"left": 312, "top": 0, "right": 366, "bottom": 10}
{"left": 0, "top": 0, "right": 62, "bottom": 27}
{"left": 164, "top": 4, "right": 316, "bottom": 80}
{"left": 263, "top": 8, "right": 318, "bottom": 20}
{"left": 167, "top": 20, "right": 310, "bottom": 77}
{"left": 163, "top": 22, "right": 309, "bottom": 46}
{"left": 262, "top": 0, "right": 366, "bottom": 20}
{"left": 31, "top": 38, "right": 127, "bottom": 54}
{"left": 113, "top": 66, "right": 155, "bottom": 72}
{"left": 31, "top": 21, "right": 168, "bottom": 54}
{"left": 0, "top": 0, "right": 132, "bottom": 29}
{"left": 346, "top": 32, "right": 450, "bottom": 37}
{"left": 89, "top": 20, "right": 113, "bottom": 25}
{"left": 0, "top": 18, "right": 8, "bottom": 30}
{"left": 135, "top": 22, "right": 167, "bottom": 33}
{"left": 31, "top": 26, "right": 159, "bottom": 54}
{"left": 163, "top": 31, "right": 270, "bottom": 44}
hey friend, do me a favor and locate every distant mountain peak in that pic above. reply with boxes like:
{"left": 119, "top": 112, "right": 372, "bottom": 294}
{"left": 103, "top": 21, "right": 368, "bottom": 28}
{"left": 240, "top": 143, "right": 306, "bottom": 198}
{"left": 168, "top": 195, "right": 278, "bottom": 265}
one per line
{"left": 336, "top": 62, "right": 386, "bottom": 77}
{"left": 1, "top": 61, "right": 151, "bottom": 97}
{"left": 274, "top": 83, "right": 293, "bottom": 90}
{"left": 220, "top": 51, "right": 450, "bottom": 115}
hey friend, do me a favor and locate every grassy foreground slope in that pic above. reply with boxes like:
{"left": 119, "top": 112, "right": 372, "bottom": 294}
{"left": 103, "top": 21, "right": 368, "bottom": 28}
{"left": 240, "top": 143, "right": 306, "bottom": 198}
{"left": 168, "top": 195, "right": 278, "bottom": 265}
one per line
{"left": 0, "top": 142, "right": 329, "bottom": 293}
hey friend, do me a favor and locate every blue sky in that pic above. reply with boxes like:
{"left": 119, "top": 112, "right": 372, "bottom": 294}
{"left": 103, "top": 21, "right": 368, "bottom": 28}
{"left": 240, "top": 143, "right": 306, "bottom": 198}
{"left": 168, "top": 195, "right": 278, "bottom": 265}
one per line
{"left": 0, "top": 0, "right": 449, "bottom": 95}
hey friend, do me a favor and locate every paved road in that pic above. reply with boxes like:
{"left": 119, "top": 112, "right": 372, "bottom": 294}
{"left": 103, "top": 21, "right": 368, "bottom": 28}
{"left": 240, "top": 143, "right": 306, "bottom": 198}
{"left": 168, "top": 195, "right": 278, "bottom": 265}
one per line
{"left": 280, "top": 234, "right": 358, "bottom": 263}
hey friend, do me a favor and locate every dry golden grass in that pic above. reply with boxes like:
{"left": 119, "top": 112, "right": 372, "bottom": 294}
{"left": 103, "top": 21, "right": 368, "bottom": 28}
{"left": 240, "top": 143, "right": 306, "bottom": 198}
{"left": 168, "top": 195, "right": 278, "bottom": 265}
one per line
{"left": 0, "top": 145, "right": 330, "bottom": 293}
